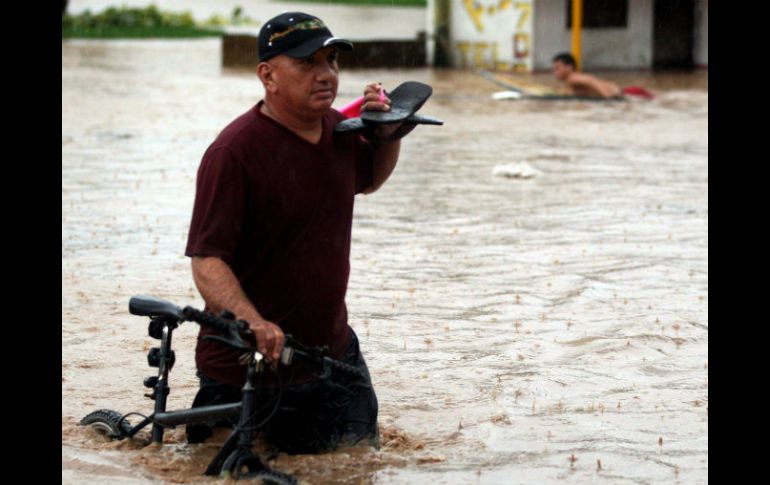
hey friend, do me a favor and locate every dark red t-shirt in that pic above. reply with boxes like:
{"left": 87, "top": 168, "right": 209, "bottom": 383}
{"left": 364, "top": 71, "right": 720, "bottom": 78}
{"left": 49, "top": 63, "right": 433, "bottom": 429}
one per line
{"left": 185, "top": 101, "right": 374, "bottom": 387}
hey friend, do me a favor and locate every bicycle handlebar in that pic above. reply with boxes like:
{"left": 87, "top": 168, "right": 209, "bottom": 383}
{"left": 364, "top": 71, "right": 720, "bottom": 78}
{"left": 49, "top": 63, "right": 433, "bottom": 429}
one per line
{"left": 181, "top": 306, "right": 248, "bottom": 335}
{"left": 130, "top": 296, "right": 365, "bottom": 380}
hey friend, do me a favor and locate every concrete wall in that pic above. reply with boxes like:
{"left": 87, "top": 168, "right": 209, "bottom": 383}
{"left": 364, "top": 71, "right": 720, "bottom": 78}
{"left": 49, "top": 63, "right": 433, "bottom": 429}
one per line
{"left": 694, "top": 0, "right": 708, "bottom": 66}
{"left": 339, "top": 35, "right": 427, "bottom": 68}
{"left": 533, "top": 0, "right": 653, "bottom": 70}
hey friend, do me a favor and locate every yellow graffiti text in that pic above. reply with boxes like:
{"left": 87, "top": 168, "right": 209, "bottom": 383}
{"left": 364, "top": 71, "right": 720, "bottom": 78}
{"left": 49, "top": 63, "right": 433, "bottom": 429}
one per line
{"left": 456, "top": 41, "right": 500, "bottom": 69}
{"left": 515, "top": 2, "right": 532, "bottom": 30}
{"left": 456, "top": 39, "right": 530, "bottom": 72}
{"left": 463, "top": 0, "right": 531, "bottom": 32}
{"left": 463, "top": 0, "right": 485, "bottom": 32}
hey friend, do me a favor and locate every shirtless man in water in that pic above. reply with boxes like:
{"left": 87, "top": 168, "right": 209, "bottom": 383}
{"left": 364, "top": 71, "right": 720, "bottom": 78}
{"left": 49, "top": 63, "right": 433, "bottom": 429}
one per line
{"left": 552, "top": 52, "right": 622, "bottom": 99}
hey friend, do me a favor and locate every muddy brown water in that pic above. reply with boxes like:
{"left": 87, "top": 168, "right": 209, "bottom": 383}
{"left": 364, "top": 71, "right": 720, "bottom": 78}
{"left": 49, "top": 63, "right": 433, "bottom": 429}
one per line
{"left": 62, "top": 39, "right": 707, "bottom": 484}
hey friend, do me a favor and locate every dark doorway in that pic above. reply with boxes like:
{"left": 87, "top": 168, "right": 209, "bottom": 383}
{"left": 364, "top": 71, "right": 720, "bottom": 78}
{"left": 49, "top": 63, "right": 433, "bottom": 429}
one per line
{"left": 653, "top": 0, "right": 695, "bottom": 69}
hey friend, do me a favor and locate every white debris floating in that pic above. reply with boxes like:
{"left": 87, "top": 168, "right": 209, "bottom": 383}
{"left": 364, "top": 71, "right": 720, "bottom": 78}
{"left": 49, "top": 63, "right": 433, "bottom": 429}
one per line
{"left": 492, "top": 91, "right": 523, "bottom": 100}
{"left": 492, "top": 162, "right": 542, "bottom": 179}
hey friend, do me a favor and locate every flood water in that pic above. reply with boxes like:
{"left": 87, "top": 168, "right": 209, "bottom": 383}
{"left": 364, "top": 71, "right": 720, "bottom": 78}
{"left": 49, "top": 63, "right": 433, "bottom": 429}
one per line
{"left": 62, "top": 39, "right": 708, "bottom": 484}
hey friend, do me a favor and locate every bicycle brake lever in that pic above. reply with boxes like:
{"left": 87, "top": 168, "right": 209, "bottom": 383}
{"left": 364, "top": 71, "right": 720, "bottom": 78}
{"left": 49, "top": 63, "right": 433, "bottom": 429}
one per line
{"left": 201, "top": 320, "right": 254, "bottom": 353}
{"left": 201, "top": 334, "right": 254, "bottom": 353}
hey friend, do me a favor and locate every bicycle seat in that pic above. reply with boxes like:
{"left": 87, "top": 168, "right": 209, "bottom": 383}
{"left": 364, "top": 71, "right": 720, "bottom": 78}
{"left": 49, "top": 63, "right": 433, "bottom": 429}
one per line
{"left": 129, "top": 295, "right": 184, "bottom": 320}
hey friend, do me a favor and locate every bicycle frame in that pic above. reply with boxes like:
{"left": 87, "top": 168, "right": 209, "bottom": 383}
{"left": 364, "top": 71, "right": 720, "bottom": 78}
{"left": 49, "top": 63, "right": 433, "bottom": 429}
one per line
{"left": 82, "top": 296, "right": 366, "bottom": 482}
{"left": 122, "top": 315, "right": 270, "bottom": 476}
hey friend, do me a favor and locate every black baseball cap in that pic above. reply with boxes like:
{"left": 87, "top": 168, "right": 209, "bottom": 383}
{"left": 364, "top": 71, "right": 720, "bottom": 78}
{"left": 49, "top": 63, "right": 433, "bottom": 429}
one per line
{"left": 258, "top": 12, "right": 353, "bottom": 62}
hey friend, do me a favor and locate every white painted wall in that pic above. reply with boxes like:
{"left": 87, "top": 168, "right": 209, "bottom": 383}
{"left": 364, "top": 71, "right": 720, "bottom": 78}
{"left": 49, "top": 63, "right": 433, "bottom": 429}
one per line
{"left": 533, "top": 0, "right": 653, "bottom": 70}
{"left": 694, "top": 0, "right": 708, "bottom": 66}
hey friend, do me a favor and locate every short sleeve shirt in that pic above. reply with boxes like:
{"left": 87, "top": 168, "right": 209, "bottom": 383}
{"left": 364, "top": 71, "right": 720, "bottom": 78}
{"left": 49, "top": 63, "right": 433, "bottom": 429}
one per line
{"left": 185, "top": 101, "right": 374, "bottom": 387}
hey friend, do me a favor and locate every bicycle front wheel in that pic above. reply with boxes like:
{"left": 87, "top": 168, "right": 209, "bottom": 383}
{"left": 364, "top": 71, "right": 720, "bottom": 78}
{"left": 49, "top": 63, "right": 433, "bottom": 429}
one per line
{"left": 80, "top": 409, "right": 132, "bottom": 440}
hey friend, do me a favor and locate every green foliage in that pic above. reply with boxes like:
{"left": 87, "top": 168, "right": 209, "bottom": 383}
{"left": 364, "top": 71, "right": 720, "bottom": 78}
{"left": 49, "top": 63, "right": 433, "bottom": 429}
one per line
{"left": 276, "top": 0, "right": 426, "bottom": 6}
{"left": 62, "top": 5, "right": 224, "bottom": 39}
{"left": 62, "top": 2, "right": 423, "bottom": 39}
{"left": 229, "top": 6, "right": 260, "bottom": 26}
{"left": 203, "top": 14, "right": 229, "bottom": 28}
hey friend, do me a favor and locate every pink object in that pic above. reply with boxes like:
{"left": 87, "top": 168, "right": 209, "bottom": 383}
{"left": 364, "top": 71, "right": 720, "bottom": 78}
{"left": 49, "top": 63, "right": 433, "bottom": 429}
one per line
{"left": 338, "top": 88, "right": 386, "bottom": 118}
{"left": 338, "top": 96, "right": 365, "bottom": 118}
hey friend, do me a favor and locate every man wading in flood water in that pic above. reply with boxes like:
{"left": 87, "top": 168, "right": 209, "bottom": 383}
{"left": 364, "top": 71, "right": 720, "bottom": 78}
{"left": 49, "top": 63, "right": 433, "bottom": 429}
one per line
{"left": 183, "top": 12, "right": 409, "bottom": 453}
{"left": 552, "top": 52, "right": 654, "bottom": 99}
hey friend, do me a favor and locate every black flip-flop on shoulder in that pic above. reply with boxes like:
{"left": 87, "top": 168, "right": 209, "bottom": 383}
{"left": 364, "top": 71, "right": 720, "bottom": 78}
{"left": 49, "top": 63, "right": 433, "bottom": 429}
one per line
{"left": 334, "top": 81, "right": 442, "bottom": 138}
{"left": 334, "top": 113, "right": 444, "bottom": 133}
{"left": 360, "top": 81, "right": 432, "bottom": 124}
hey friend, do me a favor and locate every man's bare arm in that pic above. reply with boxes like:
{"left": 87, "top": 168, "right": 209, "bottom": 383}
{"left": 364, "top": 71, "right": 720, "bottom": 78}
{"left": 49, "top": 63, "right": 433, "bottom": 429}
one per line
{"left": 568, "top": 73, "right": 621, "bottom": 98}
{"left": 360, "top": 82, "right": 401, "bottom": 194}
{"left": 365, "top": 140, "right": 400, "bottom": 194}
{"left": 191, "top": 256, "right": 284, "bottom": 361}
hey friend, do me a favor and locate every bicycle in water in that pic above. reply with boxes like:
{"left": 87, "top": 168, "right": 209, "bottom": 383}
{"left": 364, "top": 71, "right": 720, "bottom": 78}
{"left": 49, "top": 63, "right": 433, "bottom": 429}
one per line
{"left": 80, "top": 295, "right": 368, "bottom": 484}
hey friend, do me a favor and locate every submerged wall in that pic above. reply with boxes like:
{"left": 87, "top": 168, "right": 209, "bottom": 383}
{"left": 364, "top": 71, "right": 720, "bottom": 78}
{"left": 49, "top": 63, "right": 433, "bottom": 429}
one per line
{"left": 221, "top": 34, "right": 427, "bottom": 69}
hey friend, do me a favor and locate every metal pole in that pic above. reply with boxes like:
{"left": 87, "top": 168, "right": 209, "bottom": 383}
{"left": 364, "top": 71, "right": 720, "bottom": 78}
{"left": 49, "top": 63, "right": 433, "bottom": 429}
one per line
{"left": 571, "top": 0, "right": 582, "bottom": 70}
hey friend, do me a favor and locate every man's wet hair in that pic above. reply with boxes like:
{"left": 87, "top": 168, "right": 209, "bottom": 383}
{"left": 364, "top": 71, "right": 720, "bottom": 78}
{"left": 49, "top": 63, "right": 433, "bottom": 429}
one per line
{"left": 552, "top": 52, "right": 577, "bottom": 68}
